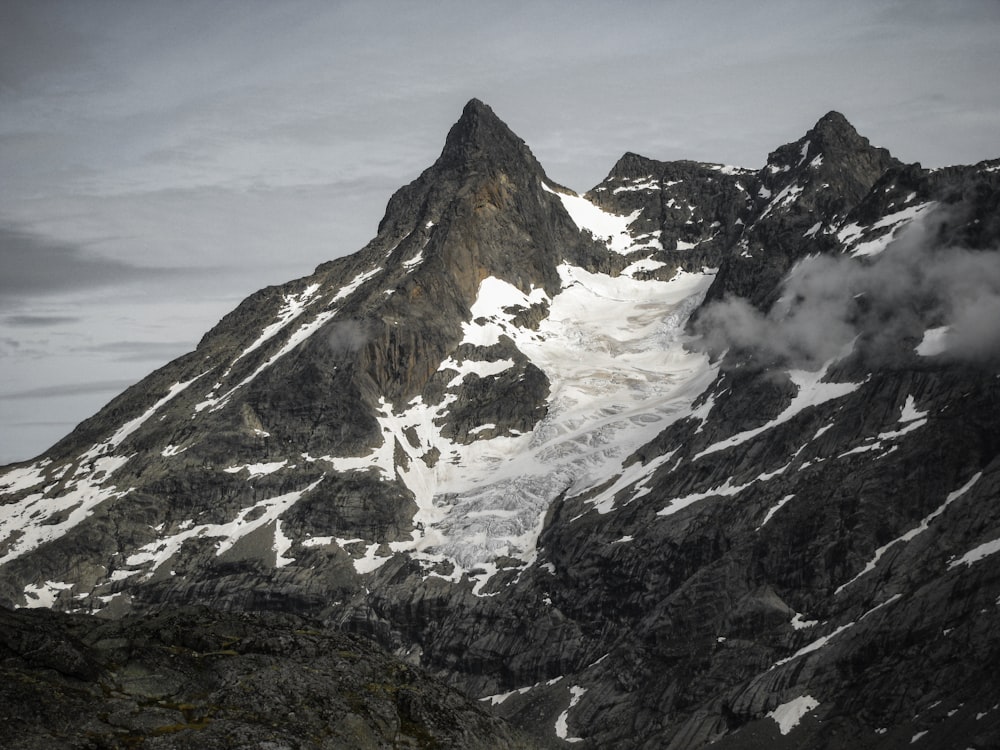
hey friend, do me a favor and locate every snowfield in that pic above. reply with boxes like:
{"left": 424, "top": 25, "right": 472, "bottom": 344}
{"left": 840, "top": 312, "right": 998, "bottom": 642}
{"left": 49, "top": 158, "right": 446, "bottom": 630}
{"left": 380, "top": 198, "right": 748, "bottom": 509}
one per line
{"left": 331, "top": 262, "right": 720, "bottom": 587}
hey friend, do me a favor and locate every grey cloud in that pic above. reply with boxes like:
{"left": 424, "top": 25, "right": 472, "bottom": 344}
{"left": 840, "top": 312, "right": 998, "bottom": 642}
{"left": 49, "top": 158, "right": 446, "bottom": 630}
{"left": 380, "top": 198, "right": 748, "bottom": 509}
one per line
{"left": 694, "top": 207, "right": 1000, "bottom": 368}
{"left": 3, "top": 314, "right": 81, "bottom": 327}
{"left": 72, "top": 340, "right": 192, "bottom": 364}
{"left": 0, "top": 379, "right": 134, "bottom": 401}
{"left": 0, "top": 224, "right": 211, "bottom": 301}
{"left": 0, "top": 3, "right": 95, "bottom": 92}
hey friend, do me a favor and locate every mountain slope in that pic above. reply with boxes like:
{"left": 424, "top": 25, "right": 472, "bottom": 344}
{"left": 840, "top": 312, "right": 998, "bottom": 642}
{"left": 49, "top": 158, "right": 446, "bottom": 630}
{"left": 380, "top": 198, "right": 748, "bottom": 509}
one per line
{"left": 2, "top": 100, "right": 999, "bottom": 749}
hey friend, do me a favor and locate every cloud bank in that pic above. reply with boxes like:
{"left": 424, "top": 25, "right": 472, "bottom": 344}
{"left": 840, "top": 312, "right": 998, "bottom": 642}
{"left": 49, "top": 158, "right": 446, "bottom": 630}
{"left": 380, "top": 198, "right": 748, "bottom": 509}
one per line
{"left": 694, "top": 208, "right": 1000, "bottom": 368}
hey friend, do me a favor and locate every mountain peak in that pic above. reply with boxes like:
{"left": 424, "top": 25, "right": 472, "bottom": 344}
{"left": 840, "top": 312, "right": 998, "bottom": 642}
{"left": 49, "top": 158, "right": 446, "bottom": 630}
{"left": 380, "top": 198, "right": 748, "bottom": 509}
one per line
{"left": 814, "top": 109, "right": 854, "bottom": 131}
{"left": 460, "top": 97, "right": 496, "bottom": 121}
{"left": 806, "top": 109, "right": 867, "bottom": 150}
{"left": 437, "top": 98, "right": 541, "bottom": 174}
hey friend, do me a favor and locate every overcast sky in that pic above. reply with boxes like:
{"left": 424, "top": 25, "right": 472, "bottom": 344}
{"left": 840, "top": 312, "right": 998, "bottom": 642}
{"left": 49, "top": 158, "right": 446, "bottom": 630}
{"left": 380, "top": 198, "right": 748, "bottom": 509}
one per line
{"left": 2, "top": 0, "right": 999, "bottom": 464}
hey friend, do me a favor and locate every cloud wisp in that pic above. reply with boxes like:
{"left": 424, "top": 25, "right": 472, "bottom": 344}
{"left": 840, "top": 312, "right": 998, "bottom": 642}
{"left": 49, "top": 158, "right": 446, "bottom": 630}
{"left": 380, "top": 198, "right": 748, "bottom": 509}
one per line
{"left": 694, "top": 207, "right": 1000, "bottom": 369}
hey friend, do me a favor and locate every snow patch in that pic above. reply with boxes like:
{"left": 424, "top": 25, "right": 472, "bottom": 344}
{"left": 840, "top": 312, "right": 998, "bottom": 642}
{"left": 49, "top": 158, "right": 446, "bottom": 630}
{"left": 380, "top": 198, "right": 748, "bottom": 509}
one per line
{"left": 21, "top": 580, "right": 75, "bottom": 609}
{"left": 543, "top": 183, "right": 644, "bottom": 255}
{"left": 621, "top": 257, "right": 667, "bottom": 277}
{"left": 439, "top": 356, "right": 516, "bottom": 387}
{"left": 273, "top": 520, "right": 295, "bottom": 567}
{"left": 843, "top": 202, "right": 936, "bottom": 258}
{"left": 223, "top": 460, "right": 289, "bottom": 477}
{"left": 759, "top": 182, "right": 804, "bottom": 219}
{"left": 0, "top": 454, "right": 133, "bottom": 566}
{"left": 757, "top": 494, "right": 795, "bottom": 530}
{"left": 331, "top": 267, "right": 382, "bottom": 304}
{"left": 768, "top": 695, "right": 819, "bottom": 735}
{"left": 791, "top": 612, "right": 818, "bottom": 630}
{"left": 402, "top": 249, "right": 425, "bottom": 271}
{"left": 657, "top": 476, "right": 753, "bottom": 518}
{"left": 899, "top": 395, "right": 928, "bottom": 423}
{"left": 124, "top": 479, "right": 323, "bottom": 577}
{"left": 949, "top": 535, "right": 1000, "bottom": 569}
{"left": 555, "top": 685, "right": 587, "bottom": 743}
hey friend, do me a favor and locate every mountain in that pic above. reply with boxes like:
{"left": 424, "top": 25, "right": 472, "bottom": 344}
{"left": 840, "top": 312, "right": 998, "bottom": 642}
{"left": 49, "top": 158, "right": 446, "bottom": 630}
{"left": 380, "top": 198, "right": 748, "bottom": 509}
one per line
{"left": 2, "top": 99, "right": 1000, "bottom": 749}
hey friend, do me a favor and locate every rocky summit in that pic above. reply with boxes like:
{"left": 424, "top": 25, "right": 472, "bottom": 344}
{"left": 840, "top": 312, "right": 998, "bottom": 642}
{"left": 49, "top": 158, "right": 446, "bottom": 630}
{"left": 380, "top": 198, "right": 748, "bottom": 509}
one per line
{"left": 2, "top": 99, "right": 1000, "bottom": 749}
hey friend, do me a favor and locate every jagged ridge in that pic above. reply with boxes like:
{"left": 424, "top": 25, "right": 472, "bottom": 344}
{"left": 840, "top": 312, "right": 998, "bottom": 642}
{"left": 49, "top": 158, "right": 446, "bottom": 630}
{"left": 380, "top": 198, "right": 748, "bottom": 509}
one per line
{"left": 2, "top": 100, "right": 1000, "bottom": 750}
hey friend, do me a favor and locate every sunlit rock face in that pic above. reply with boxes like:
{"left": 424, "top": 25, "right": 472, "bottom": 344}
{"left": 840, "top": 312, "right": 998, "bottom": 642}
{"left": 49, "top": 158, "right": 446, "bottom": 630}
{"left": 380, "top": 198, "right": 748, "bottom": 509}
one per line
{"left": 2, "top": 100, "right": 1000, "bottom": 750}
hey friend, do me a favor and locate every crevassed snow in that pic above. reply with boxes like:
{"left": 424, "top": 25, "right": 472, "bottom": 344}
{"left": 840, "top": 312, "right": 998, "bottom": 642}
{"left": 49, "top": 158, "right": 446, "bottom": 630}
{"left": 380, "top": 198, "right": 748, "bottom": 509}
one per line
{"left": 322, "top": 265, "right": 716, "bottom": 587}
{"left": 837, "top": 472, "right": 982, "bottom": 593}
{"left": 768, "top": 695, "right": 819, "bottom": 735}
{"left": 695, "top": 364, "right": 862, "bottom": 459}
{"left": 555, "top": 685, "right": 587, "bottom": 743}
{"left": 543, "top": 182, "right": 643, "bottom": 255}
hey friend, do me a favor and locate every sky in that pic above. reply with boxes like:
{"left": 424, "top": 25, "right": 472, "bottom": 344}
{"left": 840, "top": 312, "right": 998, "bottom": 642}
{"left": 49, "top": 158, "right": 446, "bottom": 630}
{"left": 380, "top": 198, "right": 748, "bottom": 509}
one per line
{"left": 2, "top": 0, "right": 999, "bottom": 464}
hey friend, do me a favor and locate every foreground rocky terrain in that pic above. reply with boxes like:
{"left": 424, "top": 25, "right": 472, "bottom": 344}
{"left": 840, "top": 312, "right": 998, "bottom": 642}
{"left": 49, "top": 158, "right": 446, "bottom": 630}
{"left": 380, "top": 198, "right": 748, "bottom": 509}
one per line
{"left": 2, "top": 100, "right": 999, "bottom": 748}
{"left": 0, "top": 605, "right": 539, "bottom": 749}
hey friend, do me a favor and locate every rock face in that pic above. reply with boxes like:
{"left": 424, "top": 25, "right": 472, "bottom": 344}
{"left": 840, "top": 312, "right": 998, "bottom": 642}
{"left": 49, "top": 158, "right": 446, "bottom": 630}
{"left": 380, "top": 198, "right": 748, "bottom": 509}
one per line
{"left": 2, "top": 100, "right": 1000, "bottom": 750}
{"left": 0, "top": 605, "right": 540, "bottom": 749}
